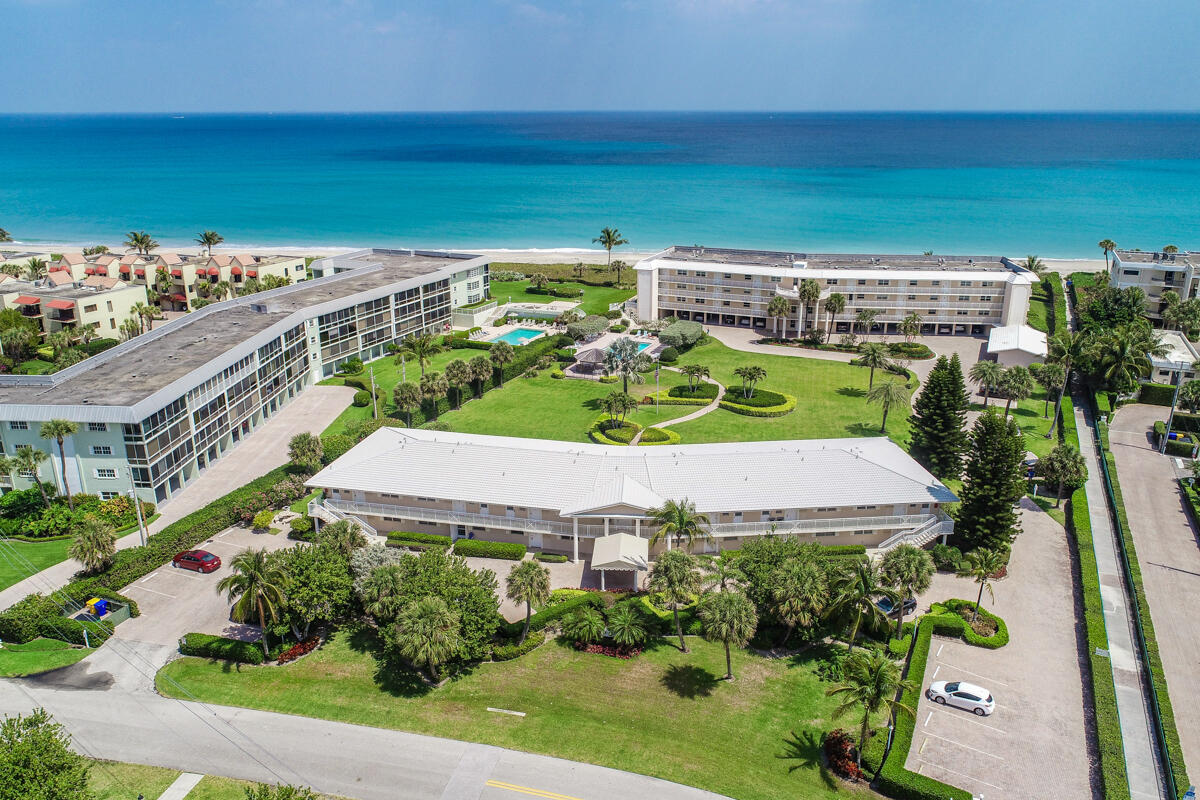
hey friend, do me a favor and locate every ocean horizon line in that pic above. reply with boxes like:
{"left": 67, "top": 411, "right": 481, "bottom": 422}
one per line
{"left": 4, "top": 109, "right": 1200, "bottom": 118}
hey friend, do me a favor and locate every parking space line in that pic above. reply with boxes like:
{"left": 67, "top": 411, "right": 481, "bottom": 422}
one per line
{"left": 917, "top": 758, "right": 1004, "bottom": 791}
{"left": 140, "top": 572, "right": 159, "bottom": 582}
{"left": 931, "top": 664, "right": 940, "bottom": 680}
{"left": 125, "top": 585, "right": 176, "bottom": 599}
{"left": 924, "top": 711, "right": 933, "bottom": 727}
{"left": 936, "top": 643, "right": 944, "bottom": 658}
{"left": 921, "top": 730, "right": 1004, "bottom": 760}
{"left": 927, "top": 706, "right": 1006, "bottom": 733}
{"left": 933, "top": 660, "right": 1009, "bottom": 687}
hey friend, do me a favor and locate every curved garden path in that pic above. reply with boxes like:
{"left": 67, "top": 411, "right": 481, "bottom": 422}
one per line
{"left": 628, "top": 369, "right": 724, "bottom": 445}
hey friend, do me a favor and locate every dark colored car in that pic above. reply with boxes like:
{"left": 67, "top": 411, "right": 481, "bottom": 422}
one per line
{"left": 875, "top": 596, "right": 918, "bottom": 616}
{"left": 172, "top": 549, "right": 221, "bottom": 573}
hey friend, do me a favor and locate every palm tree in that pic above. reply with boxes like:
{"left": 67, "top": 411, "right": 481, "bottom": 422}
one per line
{"left": 317, "top": 520, "right": 367, "bottom": 558}
{"left": 823, "top": 293, "right": 847, "bottom": 338}
{"left": 394, "top": 382, "right": 422, "bottom": 426}
{"left": 11, "top": 447, "right": 52, "bottom": 508}
{"left": 1022, "top": 255, "right": 1046, "bottom": 276}
{"left": 119, "top": 317, "right": 141, "bottom": 342}
{"left": 1164, "top": 244, "right": 1179, "bottom": 256}
{"left": 419, "top": 372, "right": 450, "bottom": 420}
{"left": 867, "top": 379, "right": 909, "bottom": 433}
{"left": 1036, "top": 363, "right": 1066, "bottom": 418}
{"left": 76, "top": 324, "right": 96, "bottom": 347}
{"left": 38, "top": 419, "right": 78, "bottom": 511}
{"left": 858, "top": 342, "right": 891, "bottom": 389}
{"left": 1046, "top": 329, "right": 1090, "bottom": 437}
{"left": 213, "top": 280, "right": 232, "bottom": 302}
{"left": 397, "top": 333, "right": 442, "bottom": 379}
{"left": 45, "top": 330, "right": 73, "bottom": 357}
{"left": 195, "top": 230, "right": 224, "bottom": 255}
{"left": 468, "top": 355, "right": 492, "bottom": 397}
{"left": 767, "top": 295, "right": 791, "bottom": 336}
{"left": 854, "top": 308, "right": 879, "bottom": 341}
{"left": 216, "top": 548, "right": 286, "bottom": 658}
{"left": 0, "top": 227, "right": 11, "bottom": 243}
{"left": 1098, "top": 239, "right": 1117, "bottom": 270}
{"left": 797, "top": 278, "right": 822, "bottom": 333}
{"left": 606, "top": 604, "right": 647, "bottom": 650}
{"left": 124, "top": 231, "right": 159, "bottom": 256}
{"left": 153, "top": 268, "right": 173, "bottom": 300}
{"left": 603, "top": 337, "right": 651, "bottom": 394}
{"left": 681, "top": 364, "right": 710, "bottom": 394}
{"left": 506, "top": 560, "right": 551, "bottom": 644}
{"left": 829, "top": 560, "right": 897, "bottom": 650}
{"left": 647, "top": 497, "right": 713, "bottom": 552}
{"left": 592, "top": 227, "right": 629, "bottom": 267}
{"left": 1098, "top": 325, "right": 1166, "bottom": 394}
{"left": 393, "top": 596, "right": 461, "bottom": 682}
{"left": 968, "top": 360, "right": 1003, "bottom": 406}
{"left": 879, "top": 544, "right": 934, "bottom": 640}
{"left": 0, "top": 260, "right": 20, "bottom": 278}
{"left": 130, "top": 302, "right": 153, "bottom": 334}
{"left": 529, "top": 273, "right": 550, "bottom": 291}
{"left": 699, "top": 590, "right": 757, "bottom": 681}
{"left": 600, "top": 390, "right": 638, "bottom": 426}
{"left": 68, "top": 514, "right": 117, "bottom": 574}
{"left": 826, "top": 649, "right": 915, "bottom": 768}
{"left": 443, "top": 359, "right": 472, "bottom": 409}
{"left": 1041, "top": 444, "right": 1088, "bottom": 507}
{"left": 771, "top": 557, "right": 827, "bottom": 647}
{"left": 24, "top": 257, "right": 47, "bottom": 282}
{"left": 489, "top": 340, "right": 515, "bottom": 386}
{"left": 649, "top": 549, "right": 703, "bottom": 652}
{"left": 563, "top": 607, "right": 605, "bottom": 644}
{"left": 899, "top": 312, "right": 924, "bottom": 345}
{"left": 732, "top": 365, "right": 766, "bottom": 399}
{"left": 956, "top": 549, "right": 1006, "bottom": 622}
{"left": 610, "top": 260, "right": 629, "bottom": 286}
{"left": 701, "top": 553, "right": 745, "bottom": 591}
{"left": 999, "top": 365, "right": 1034, "bottom": 416}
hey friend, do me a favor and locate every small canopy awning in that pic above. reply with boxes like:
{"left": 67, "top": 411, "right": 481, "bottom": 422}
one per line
{"left": 13, "top": 295, "right": 40, "bottom": 305}
{"left": 49, "top": 265, "right": 68, "bottom": 273}
{"left": 83, "top": 266, "right": 96, "bottom": 275}
{"left": 95, "top": 266, "right": 107, "bottom": 276}
{"left": 170, "top": 269, "right": 183, "bottom": 278}
{"left": 45, "top": 299, "right": 75, "bottom": 310}
{"left": 170, "top": 293, "right": 186, "bottom": 302}
{"left": 591, "top": 533, "right": 650, "bottom": 572}
{"left": 208, "top": 266, "right": 221, "bottom": 276}
{"left": 246, "top": 269, "right": 257, "bottom": 277}
{"left": 576, "top": 348, "right": 605, "bottom": 364}
{"left": 119, "top": 264, "right": 131, "bottom": 273}
{"left": 134, "top": 267, "right": 145, "bottom": 276}
{"left": 230, "top": 266, "right": 243, "bottom": 276}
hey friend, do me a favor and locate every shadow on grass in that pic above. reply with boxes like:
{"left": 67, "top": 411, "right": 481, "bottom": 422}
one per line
{"left": 776, "top": 729, "right": 835, "bottom": 788}
{"left": 346, "top": 624, "right": 432, "bottom": 698}
{"left": 660, "top": 663, "right": 719, "bottom": 698}
{"left": 836, "top": 387, "right": 867, "bottom": 398}
{"left": 843, "top": 422, "right": 885, "bottom": 437}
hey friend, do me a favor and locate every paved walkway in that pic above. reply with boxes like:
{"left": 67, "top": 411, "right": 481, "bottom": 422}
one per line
{"left": 157, "top": 772, "right": 204, "bottom": 800}
{"left": 0, "top": 385, "right": 355, "bottom": 612}
{"left": 1074, "top": 401, "right": 1168, "bottom": 800}
{"left": 630, "top": 369, "right": 724, "bottom": 444}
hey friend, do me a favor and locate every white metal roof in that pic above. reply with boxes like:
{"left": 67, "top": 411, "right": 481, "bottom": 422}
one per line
{"left": 591, "top": 533, "right": 650, "bottom": 572}
{"left": 986, "top": 324, "right": 1048, "bottom": 357}
{"left": 308, "top": 429, "right": 958, "bottom": 515}
{"left": 1151, "top": 331, "right": 1198, "bottom": 369}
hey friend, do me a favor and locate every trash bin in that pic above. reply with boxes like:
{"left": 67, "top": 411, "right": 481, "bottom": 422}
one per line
{"left": 93, "top": 599, "right": 108, "bottom": 617}
{"left": 85, "top": 597, "right": 101, "bottom": 614}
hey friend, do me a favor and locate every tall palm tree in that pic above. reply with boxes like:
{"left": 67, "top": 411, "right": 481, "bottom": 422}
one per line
{"left": 699, "top": 590, "right": 758, "bottom": 681}
{"left": 767, "top": 295, "right": 791, "bottom": 336}
{"left": 956, "top": 549, "right": 1006, "bottom": 622}
{"left": 602, "top": 337, "right": 651, "bottom": 394}
{"left": 600, "top": 390, "right": 637, "bottom": 427}
{"left": 649, "top": 549, "right": 703, "bottom": 652}
{"left": 1022, "top": 255, "right": 1046, "bottom": 276}
{"left": 1098, "top": 325, "right": 1166, "bottom": 394}
{"left": 854, "top": 308, "right": 879, "bottom": 341}
{"left": 899, "top": 312, "right": 924, "bottom": 345}
{"left": 216, "top": 548, "right": 286, "bottom": 658}
{"left": 393, "top": 596, "right": 461, "bottom": 683}
{"left": 419, "top": 372, "right": 450, "bottom": 420}
{"left": 879, "top": 544, "right": 934, "bottom": 640}
{"left": 1098, "top": 239, "right": 1117, "bottom": 270}
{"left": 505, "top": 560, "right": 551, "bottom": 644}
{"left": 797, "top": 278, "right": 822, "bottom": 333}
{"left": 1046, "top": 329, "right": 1090, "bottom": 437}
{"left": 1036, "top": 362, "right": 1066, "bottom": 418}
{"left": 999, "top": 365, "right": 1034, "bottom": 416}
{"left": 11, "top": 447, "right": 52, "bottom": 508}
{"left": 826, "top": 649, "right": 915, "bottom": 767}
{"left": 732, "top": 365, "right": 766, "bottom": 399}
{"left": 38, "top": 419, "right": 78, "bottom": 511}
{"left": 195, "top": 230, "right": 224, "bottom": 255}
{"left": 968, "top": 360, "right": 1003, "bottom": 406}
{"left": 444, "top": 359, "right": 472, "bottom": 409}
{"left": 23, "top": 257, "right": 47, "bottom": 282}
{"left": 393, "top": 382, "right": 422, "bottom": 426}
{"left": 489, "top": 340, "right": 515, "bottom": 386}
{"left": 701, "top": 553, "right": 745, "bottom": 591}
{"left": 1041, "top": 443, "right": 1088, "bottom": 507}
{"left": 681, "top": 364, "right": 710, "bottom": 394}
{"left": 396, "top": 333, "right": 443, "bottom": 378}
{"left": 69, "top": 515, "right": 117, "bottom": 574}
{"left": 213, "top": 280, "right": 232, "bottom": 302}
{"left": 829, "top": 560, "right": 898, "bottom": 650}
{"left": 131, "top": 302, "right": 155, "bottom": 334}
{"left": 468, "top": 355, "right": 492, "bottom": 397}
{"left": 647, "top": 497, "right": 713, "bottom": 552}
{"left": 45, "top": 330, "right": 73, "bottom": 357}
{"left": 592, "top": 227, "right": 629, "bottom": 267}
{"left": 771, "top": 557, "right": 827, "bottom": 647}
{"left": 867, "top": 379, "right": 909, "bottom": 433}
{"left": 153, "top": 268, "right": 173, "bottom": 300}
{"left": 76, "top": 324, "right": 96, "bottom": 347}
{"left": 823, "top": 293, "right": 847, "bottom": 339}
{"left": 125, "top": 231, "right": 159, "bottom": 256}
{"left": 858, "top": 342, "right": 891, "bottom": 389}
{"left": 1164, "top": 244, "right": 1179, "bottom": 256}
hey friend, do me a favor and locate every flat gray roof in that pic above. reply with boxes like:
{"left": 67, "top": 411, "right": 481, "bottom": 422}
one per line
{"left": 1115, "top": 250, "right": 1197, "bottom": 265}
{"left": 0, "top": 249, "right": 485, "bottom": 417}
{"left": 658, "top": 245, "right": 1013, "bottom": 272}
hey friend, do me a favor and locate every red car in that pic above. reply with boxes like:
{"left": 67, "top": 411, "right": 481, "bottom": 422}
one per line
{"left": 172, "top": 549, "right": 221, "bottom": 573}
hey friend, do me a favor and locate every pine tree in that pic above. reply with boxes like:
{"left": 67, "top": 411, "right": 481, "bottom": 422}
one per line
{"left": 955, "top": 411, "right": 1026, "bottom": 552}
{"left": 909, "top": 355, "right": 969, "bottom": 479}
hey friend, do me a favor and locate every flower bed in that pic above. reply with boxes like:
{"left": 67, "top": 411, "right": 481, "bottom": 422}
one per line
{"left": 719, "top": 391, "right": 797, "bottom": 417}
{"left": 823, "top": 729, "right": 864, "bottom": 781}
{"left": 589, "top": 417, "right": 641, "bottom": 445}
{"left": 277, "top": 635, "right": 320, "bottom": 665}
{"left": 574, "top": 641, "right": 641, "bottom": 659}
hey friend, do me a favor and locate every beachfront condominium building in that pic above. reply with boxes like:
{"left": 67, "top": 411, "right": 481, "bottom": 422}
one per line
{"left": 1108, "top": 249, "right": 1200, "bottom": 321}
{"left": 635, "top": 247, "right": 1037, "bottom": 337}
{"left": 0, "top": 275, "right": 146, "bottom": 339}
{"left": 0, "top": 249, "right": 489, "bottom": 504}
{"left": 306, "top": 429, "right": 958, "bottom": 558}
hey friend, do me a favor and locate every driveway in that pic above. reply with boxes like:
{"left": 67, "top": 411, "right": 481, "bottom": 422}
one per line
{"left": 907, "top": 498, "right": 1097, "bottom": 799}
{"left": 1108, "top": 402, "right": 1200, "bottom": 776}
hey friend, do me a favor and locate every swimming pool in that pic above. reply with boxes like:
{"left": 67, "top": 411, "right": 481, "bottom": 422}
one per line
{"left": 607, "top": 341, "right": 653, "bottom": 353}
{"left": 489, "top": 328, "right": 546, "bottom": 346}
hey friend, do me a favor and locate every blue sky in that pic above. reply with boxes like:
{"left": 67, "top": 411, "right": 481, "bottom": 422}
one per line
{"left": 1, "top": 0, "right": 1197, "bottom": 112}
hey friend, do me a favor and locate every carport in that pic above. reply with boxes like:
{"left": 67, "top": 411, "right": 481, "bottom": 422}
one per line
{"left": 590, "top": 533, "right": 649, "bottom": 590}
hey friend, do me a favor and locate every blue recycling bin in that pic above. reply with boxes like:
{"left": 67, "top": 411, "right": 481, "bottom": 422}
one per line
{"left": 92, "top": 599, "right": 108, "bottom": 617}
{"left": 1170, "top": 432, "right": 1179, "bottom": 440}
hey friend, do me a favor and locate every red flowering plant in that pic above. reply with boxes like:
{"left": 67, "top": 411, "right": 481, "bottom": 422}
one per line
{"left": 823, "top": 729, "right": 863, "bottom": 781}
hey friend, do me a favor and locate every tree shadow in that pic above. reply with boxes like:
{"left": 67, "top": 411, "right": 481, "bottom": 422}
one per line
{"left": 836, "top": 387, "right": 867, "bottom": 398}
{"left": 844, "top": 422, "right": 883, "bottom": 437}
{"left": 776, "top": 729, "right": 834, "bottom": 788}
{"left": 659, "top": 663, "right": 719, "bottom": 699}
{"left": 346, "top": 623, "right": 432, "bottom": 698}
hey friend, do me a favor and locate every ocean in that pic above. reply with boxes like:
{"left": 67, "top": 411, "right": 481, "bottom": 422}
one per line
{"left": 1, "top": 112, "right": 1199, "bottom": 257}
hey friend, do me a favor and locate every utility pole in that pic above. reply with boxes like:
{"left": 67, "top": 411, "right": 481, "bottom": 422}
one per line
{"left": 1161, "top": 361, "right": 1185, "bottom": 455}
{"left": 655, "top": 363, "right": 660, "bottom": 415}
{"left": 126, "top": 466, "right": 147, "bottom": 546}
{"left": 369, "top": 366, "right": 378, "bottom": 419}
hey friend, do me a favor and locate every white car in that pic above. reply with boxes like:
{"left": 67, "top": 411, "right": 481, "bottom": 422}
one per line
{"left": 927, "top": 680, "right": 995, "bottom": 716}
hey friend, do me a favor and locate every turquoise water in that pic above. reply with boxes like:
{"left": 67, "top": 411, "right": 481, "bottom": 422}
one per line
{"left": 490, "top": 328, "right": 545, "bottom": 346}
{"left": 2, "top": 113, "right": 1200, "bottom": 256}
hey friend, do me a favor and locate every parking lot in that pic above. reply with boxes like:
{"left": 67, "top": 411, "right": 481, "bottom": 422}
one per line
{"left": 907, "top": 498, "right": 1096, "bottom": 800}
{"left": 117, "top": 526, "right": 297, "bottom": 647}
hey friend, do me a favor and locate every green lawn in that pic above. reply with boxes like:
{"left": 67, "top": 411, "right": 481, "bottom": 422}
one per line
{"left": 291, "top": 489, "right": 322, "bottom": 515}
{"left": 0, "top": 638, "right": 92, "bottom": 677}
{"left": 970, "top": 386, "right": 1060, "bottom": 459}
{"left": 488, "top": 279, "right": 634, "bottom": 316}
{"left": 0, "top": 537, "right": 73, "bottom": 591}
{"left": 1027, "top": 283, "right": 1052, "bottom": 333}
{"left": 670, "top": 338, "right": 915, "bottom": 446}
{"left": 90, "top": 761, "right": 308, "bottom": 800}
{"left": 158, "top": 628, "right": 872, "bottom": 800}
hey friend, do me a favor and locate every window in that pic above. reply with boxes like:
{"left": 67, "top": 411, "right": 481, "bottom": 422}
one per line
{"left": 743, "top": 274, "right": 751, "bottom": 280}
{"left": 723, "top": 273, "right": 731, "bottom": 279}
{"left": 931, "top": 280, "right": 941, "bottom": 286}
{"left": 106, "top": 301, "right": 113, "bottom": 311}
{"left": 878, "top": 279, "right": 890, "bottom": 286}
{"left": 770, "top": 276, "right": 781, "bottom": 283}
{"left": 87, "top": 422, "right": 106, "bottom": 432}
{"left": 815, "top": 532, "right": 836, "bottom": 538}
{"left": 91, "top": 445, "right": 112, "bottom": 456}
{"left": 959, "top": 296, "right": 970, "bottom": 301}
{"left": 981, "top": 281, "right": 994, "bottom": 287}
{"left": 857, "top": 279, "right": 867, "bottom": 285}
{"left": 909, "top": 280, "right": 918, "bottom": 286}
{"left": 677, "top": 270, "right": 687, "bottom": 276}
{"left": 94, "top": 468, "right": 117, "bottom": 479}
{"left": 18, "top": 469, "right": 34, "bottom": 479}
{"left": 826, "top": 279, "right": 838, "bottom": 285}
{"left": 84, "top": 304, "right": 98, "bottom": 313}
{"left": 908, "top": 295, "right": 917, "bottom": 300}
{"left": 99, "top": 491, "right": 119, "bottom": 501}
{"left": 9, "top": 421, "right": 28, "bottom": 430}
{"left": 856, "top": 294, "right": 866, "bottom": 300}
{"left": 957, "top": 310, "right": 969, "bottom": 316}
{"left": 960, "top": 280, "right": 972, "bottom": 287}
{"left": 853, "top": 530, "right": 872, "bottom": 536}
{"left": 978, "top": 310, "right": 990, "bottom": 316}
{"left": 928, "top": 310, "right": 937, "bottom": 315}
{"left": 1123, "top": 269, "right": 1138, "bottom": 276}
{"left": 722, "top": 301, "right": 731, "bottom": 307}
{"left": 981, "top": 296, "right": 993, "bottom": 302}
{"left": 876, "top": 295, "right": 887, "bottom": 300}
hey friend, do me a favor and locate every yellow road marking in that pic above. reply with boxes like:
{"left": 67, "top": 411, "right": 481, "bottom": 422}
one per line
{"left": 484, "top": 779, "right": 586, "bottom": 800}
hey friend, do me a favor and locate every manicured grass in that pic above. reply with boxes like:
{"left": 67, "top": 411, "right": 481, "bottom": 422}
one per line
{"left": 489, "top": 279, "right": 634, "bottom": 316}
{"left": 970, "top": 387, "right": 1059, "bottom": 460}
{"left": 1030, "top": 495, "right": 1068, "bottom": 528}
{"left": 0, "top": 638, "right": 92, "bottom": 677}
{"left": 0, "top": 537, "right": 74, "bottom": 591}
{"left": 1027, "top": 283, "right": 1052, "bottom": 333}
{"left": 158, "top": 627, "right": 872, "bottom": 800}
{"left": 291, "top": 489, "right": 321, "bottom": 515}
{"left": 15, "top": 358, "right": 56, "bottom": 375}
{"left": 670, "top": 338, "right": 915, "bottom": 446}
{"left": 90, "top": 761, "right": 180, "bottom": 800}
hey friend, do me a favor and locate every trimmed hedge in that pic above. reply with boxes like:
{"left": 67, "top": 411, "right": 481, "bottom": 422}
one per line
{"left": 179, "top": 632, "right": 265, "bottom": 665}
{"left": 721, "top": 387, "right": 787, "bottom": 407}
{"left": 668, "top": 383, "right": 718, "bottom": 400}
{"left": 589, "top": 417, "right": 640, "bottom": 445}
{"left": 644, "top": 389, "right": 708, "bottom": 407}
{"left": 452, "top": 539, "right": 526, "bottom": 560}
{"left": 385, "top": 531, "right": 452, "bottom": 545}
{"left": 1138, "top": 382, "right": 1175, "bottom": 406}
{"left": 0, "top": 586, "right": 132, "bottom": 647}
{"left": 638, "top": 427, "right": 681, "bottom": 446}
{"left": 658, "top": 320, "right": 704, "bottom": 349}
{"left": 385, "top": 540, "right": 448, "bottom": 552}
{"left": 934, "top": 600, "right": 1009, "bottom": 648}
{"left": 636, "top": 595, "right": 703, "bottom": 636}
{"left": 534, "top": 552, "right": 568, "bottom": 563}
{"left": 719, "top": 392, "right": 797, "bottom": 417}
{"left": 492, "top": 629, "right": 547, "bottom": 661}
{"left": 499, "top": 590, "right": 605, "bottom": 638}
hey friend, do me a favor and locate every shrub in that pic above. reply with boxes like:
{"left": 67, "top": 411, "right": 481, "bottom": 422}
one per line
{"left": 277, "top": 635, "right": 320, "bottom": 665}
{"left": 566, "top": 315, "right": 610, "bottom": 340}
{"left": 492, "top": 629, "right": 547, "bottom": 661}
{"left": 339, "top": 357, "right": 364, "bottom": 375}
{"left": 385, "top": 531, "right": 452, "bottom": 545}
{"left": 320, "top": 434, "right": 355, "bottom": 465}
{"left": 385, "top": 539, "right": 449, "bottom": 552}
{"left": 1139, "top": 382, "right": 1175, "bottom": 406}
{"left": 351, "top": 390, "right": 372, "bottom": 407}
{"left": 658, "top": 345, "right": 679, "bottom": 363}
{"left": 719, "top": 392, "right": 796, "bottom": 417}
{"left": 638, "top": 426, "right": 680, "bottom": 445}
{"left": 251, "top": 510, "right": 276, "bottom": 530}
{"left": 342, "top": 375, "right": 369, "bottom": 391}
{"left": 534, "top": 552, "right": 568, "bottom": 563}
{"left": 452, "top": 539, "right": 526, "bottom": 560}
{"left": 603, "top": 308, "right": 623, "bottom": 320}
{"left": 824, "top": 729, "right": 864, "bottom": 781}
{"left": 658, "top": 320, "right": 704, "bottom": 349}
{"left": 644, "top": 389, "right": 708, "bottom": 407}
{"left": 550, "top": 369, "right": 565, "bottom": 379}
{"left": 179, "top": 632, "right": 265, "bottom": 665}
{"left": 929, "top": 543, "right": 962, "bottom": 571}
{"left": 500, "top": 591, "right": 605, "bottom": 638}
{"left": 610, "top": 324, "right": 627, "bottom": 333}
{"left": 668, "top": 382, "right": 718, "bottom": 400}
{"left": 598, "top": 375, "right": 619, "bottom": 384}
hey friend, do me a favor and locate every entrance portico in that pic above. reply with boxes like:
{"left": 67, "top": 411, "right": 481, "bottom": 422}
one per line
{"left": 559, "top": 475, "right": 663, "bottom": 563}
